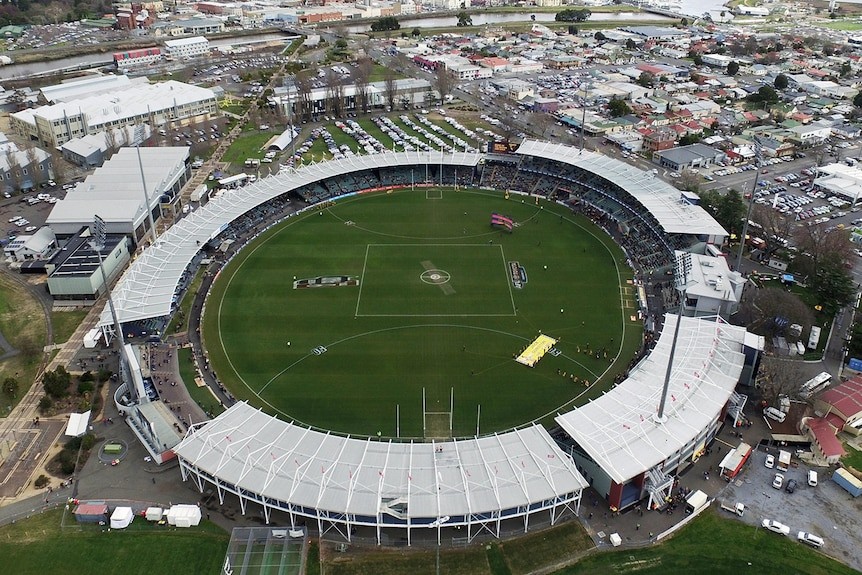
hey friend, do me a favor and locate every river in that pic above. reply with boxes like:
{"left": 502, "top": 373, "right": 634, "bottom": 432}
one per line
{"left": 0, "top": 33, "right": 288, "bottom": 80}
{"left": 342, "top": 10, "right": 674, "bottom": 34}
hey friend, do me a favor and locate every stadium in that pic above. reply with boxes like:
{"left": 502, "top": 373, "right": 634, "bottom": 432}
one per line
{"left": 99, "top": 140, "right": 763, "bottom": 545}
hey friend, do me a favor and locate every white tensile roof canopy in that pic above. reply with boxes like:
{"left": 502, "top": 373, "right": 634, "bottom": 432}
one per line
{"left": 174, "top": 402, "right": 588, "bottom": 520}
{"left": 515, "top": 139, "right": 728, "bottom": 238}
{"left": 555, "top": 314, "right": 749, "bottom": 485}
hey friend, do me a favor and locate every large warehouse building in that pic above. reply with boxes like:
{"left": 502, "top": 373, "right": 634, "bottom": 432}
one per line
{"left": 46, "top": 146, "right": 190, "bottom": 244}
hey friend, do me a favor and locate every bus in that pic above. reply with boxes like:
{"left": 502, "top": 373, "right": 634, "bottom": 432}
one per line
{"left": 218, "top": 173, "right": 249, "bottom": 189}
{"left": 799, "top": 371, "right": 832, "bottom": 399}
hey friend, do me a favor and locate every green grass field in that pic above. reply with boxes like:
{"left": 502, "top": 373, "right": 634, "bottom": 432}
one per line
{"left": 0, "top": 509, "right": 229, "bottom": 575}
{"left": 203, "top": 188, "right": 638, "bottom": 438}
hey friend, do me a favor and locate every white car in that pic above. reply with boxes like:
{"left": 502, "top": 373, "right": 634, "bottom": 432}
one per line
{"left": 772, "top": 473, "right": 784, "bottom": 489}
{"left": 797, "top": 531, "right": 824, "bottom": 547}
{"left": 24, "top": 226, "right": 36, "bottom": 232}
{"left": 764, "top": 454, "right": 775, "bottom": 468}
{"left": 762, "top": 519, "right": 790, "bottom": 536}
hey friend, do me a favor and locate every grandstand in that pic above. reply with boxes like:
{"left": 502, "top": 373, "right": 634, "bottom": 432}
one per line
{"left": 174, "top": 402, "right": 588, "bottom": 545}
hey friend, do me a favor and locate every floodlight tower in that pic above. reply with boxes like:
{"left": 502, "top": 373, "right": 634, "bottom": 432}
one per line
{"left": 134, "top": 146, "right": 158, "bottom": 247}
{"left": 655, "top": 252, "right": 692, "bottom": 423}
{"left": 91, "top": 215, "right": 126, "bottom": 351}
{"left": 735, "top": 136, "right": 764, "bottom": 272}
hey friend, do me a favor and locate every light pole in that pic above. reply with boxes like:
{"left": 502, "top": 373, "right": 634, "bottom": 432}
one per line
{"left": 136, "top": 146, "right": 158, "bottom": 247}
{"left": 656, "top": 252, "right": 692, "bottom": 423}
{"left": 735, "top": 138, "right": 763, "bottom": 272}
{"left": 91, "top": 215, "right": 126, "bottom": 351}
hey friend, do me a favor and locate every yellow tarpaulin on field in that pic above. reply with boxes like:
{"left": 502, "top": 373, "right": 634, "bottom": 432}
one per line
{"left": 515, "top": 335, "right": 557, "bottom": 368}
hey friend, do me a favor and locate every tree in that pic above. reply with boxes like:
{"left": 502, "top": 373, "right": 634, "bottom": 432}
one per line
{"left": 5, "top": 147, "right": 21, "bottom": 192}
{"left": 43, "top": 366, "right": 71, "bottom": 399}
{"left": 841, "top": 62, "right": 852, "bottom": 78}
{"left": 555, "top": 8, "right": 592, "bottom": 22}
{"left": 456, "top": 11, "right": 472, "bottom": 27}
{"left": 411, "top": 27, "right": 421, "bottom": 37}
{"left": 810, "top": 255, "right": 856, "bottom": 317}
{"left": 793, "top": 225, "right": 854, "bottom": 278}
{"left": 726, "top": 60, "right": 740, "bottom": 75}
{"left": 676, "top": 169, "right": 701, "bottom": 192}
{"left": 432, "top": 66, "right": 457, "bottom": 105}
{"left": 679, "top": 133, "right": 702, "bottom": 146}
{"left": 594, "top": 31, "right": 606, "bottom": 42}
{"left": 324, "top": 69, "right": 345, "bottom": 118}
{"left": 567, "top": 25, "right": 578, "bottom": 35}
{"left": 774, "top": 73, "right": 789, "bottom": 90}
{"left": 352, "top": 57, "right": 373, "bottom": 114}
{"left": 383, "top": 66, "right": 398, "bottom": 111}
{"left": 294, "top": 69, "right": 315, "bottom": 122}
{"left": 750, "top": 204, "right": 795, "bottom": 257}
{"left": 636, "top": 71, "right": 655, "bottom": 88}
{"left": 607, "top": 97, "right": 630, "bottom": 118}
{"left": 689, "top": 51, "right": 703, "bottom": 66}
{"left": 757, "top": 356, "right": 811, "bottom": 404}
{"left": 854, "top": 91, "right": 862, "bottom": 109}
{"left": 698, "top": 189, "right": 746, "bottom": 237}
{"left": 24, "top": 144, "right": 41, "bottom": 186}
{"left": 2, "top": 377, "right": 17, "bottom": 400}
{"left": 625, "top": 38, "right": 636, "bottom": 50}
{"left": 370, "top": 16, "right": 400, "bottom": 32}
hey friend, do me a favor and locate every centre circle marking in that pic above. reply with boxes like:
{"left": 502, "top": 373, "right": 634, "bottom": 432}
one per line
{"left": 420, "top": 269, "right": 451, "bottom": 285}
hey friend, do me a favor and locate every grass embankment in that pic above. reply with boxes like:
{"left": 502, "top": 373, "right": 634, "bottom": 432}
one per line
{"left": 50, "top": 309, "right": 88, "bottom": 344}
{"left": 0, "top": 273, "right": 47, "bottom": 414}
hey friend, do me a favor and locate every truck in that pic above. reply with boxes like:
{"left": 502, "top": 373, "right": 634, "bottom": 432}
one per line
{"left": 833, "top": 468, "right": 862, "bottom": 497}
{"left": 685, "top": 490, "right": 710, "bottom": 514}
{"left": 777, "top": 450, "right": 791, "bottom": 472}
{"left": 719, "top": 501, "right": 745, "bottom": 517}
{"left": 719, "top": 442, "right": 752, "bottom": 480}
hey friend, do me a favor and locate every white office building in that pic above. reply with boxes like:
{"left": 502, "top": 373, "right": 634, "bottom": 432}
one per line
{"left": 164, "top": 36, "right": 210, "bottom": 60}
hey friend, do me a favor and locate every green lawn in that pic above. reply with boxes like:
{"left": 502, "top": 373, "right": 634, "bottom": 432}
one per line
{"left": 203, "top": 188, "right": 636, "bottom": 437}
{"left": 0, "top": 508, "right": 229, "bottom": 575}
{"left": 841, "top": 443, "right": 862, "bottom": 472}
{"left": 0, "top": 273, "right": 47, "bottom": 414}
{"left": 177, "top": 346, "right": 225, "bottom": 417}
{"left": 818, "top": 20, "right": 862, "bottom": 31}
{"left": 50, "top": 309, "right": 88, "bottom": 344}
{"left": 222, "top": 131, "right": 277, "bottom": 165}
{"left": 560, "top": 511, "right": 856, "bottom": 575}
{"left": 166, "top": 266, "right": 205, "bottom": 337}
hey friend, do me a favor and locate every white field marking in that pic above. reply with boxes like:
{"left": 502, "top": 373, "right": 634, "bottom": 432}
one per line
{"left": 353, "top": 243, "right": 371, "bottom": 317}
{"left": 257, "top": 323, "right": 533, "bottom": 396}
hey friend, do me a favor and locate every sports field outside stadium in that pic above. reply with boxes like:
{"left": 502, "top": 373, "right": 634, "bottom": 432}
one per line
{"left": 203, "top": 187, "right": 642, "bottom": 438}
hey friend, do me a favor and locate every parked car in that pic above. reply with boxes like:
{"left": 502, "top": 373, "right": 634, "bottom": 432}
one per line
{"left": 772, "top": 473, "right": 784, "bottom": 489}
{"left": 765, "top": 454, "right": 775, "bottom": 468}
{"left": 762, "top": 519, "right": 790, "bottom": 536}
{"left": 785, "top": 479, "right": 798, "bottom": 493}
{"left": 797, "top": 531, "right": 824, "bottom": 547}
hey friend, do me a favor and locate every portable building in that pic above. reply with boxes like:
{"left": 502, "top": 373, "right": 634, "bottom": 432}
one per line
{"left": 110, "top": 506, "right": 134, "bottom": 529}
{"left": 74, "top": 502, "right": 108, "bottom": 524}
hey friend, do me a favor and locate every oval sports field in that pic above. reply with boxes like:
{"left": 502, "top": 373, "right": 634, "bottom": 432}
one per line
{"left": 202, "top": 188, "right": 642, "bottom": 438}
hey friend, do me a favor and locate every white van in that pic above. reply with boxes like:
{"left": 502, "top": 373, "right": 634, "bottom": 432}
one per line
{"left": 764, "top": 407, "right": 786, "bottom": 423}
{"left": 807, "top": 470, "right": 818, "bottom": 487}
{"left": 797, "top": 532, "right": 824, "bottom": 548}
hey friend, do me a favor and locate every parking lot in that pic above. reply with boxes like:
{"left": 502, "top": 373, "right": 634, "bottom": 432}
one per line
{"left": 721, "top": 446, "right": 862, "bottom": 571}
